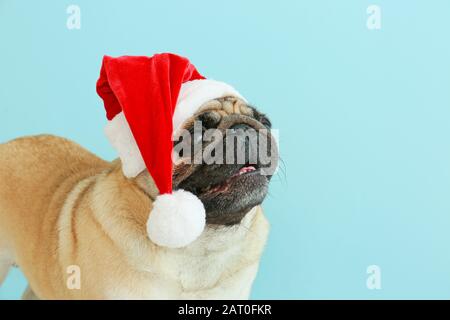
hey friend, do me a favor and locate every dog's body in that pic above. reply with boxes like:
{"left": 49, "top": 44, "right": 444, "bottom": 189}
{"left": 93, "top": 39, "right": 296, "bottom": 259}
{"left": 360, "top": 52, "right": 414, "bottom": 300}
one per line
{"left": 0, "top": 97, "right": 276, "bottom": 299}
{"left": 0, "top": 134, "right": 269, "bottom": 299}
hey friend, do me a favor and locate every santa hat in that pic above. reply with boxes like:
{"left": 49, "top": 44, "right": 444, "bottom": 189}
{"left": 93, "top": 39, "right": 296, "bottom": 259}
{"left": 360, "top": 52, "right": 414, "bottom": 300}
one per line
{"left": 96, "top": 53, "right": 245, "bottom": 248}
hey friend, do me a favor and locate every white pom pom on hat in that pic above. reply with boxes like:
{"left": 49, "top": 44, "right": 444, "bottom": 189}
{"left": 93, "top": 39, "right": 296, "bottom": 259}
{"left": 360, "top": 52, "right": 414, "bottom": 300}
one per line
{"left": 147, "top": 190, "right": 205, "bottom": 248}
{"left": 96, "top": 53, "right": 245, "bottom": 248}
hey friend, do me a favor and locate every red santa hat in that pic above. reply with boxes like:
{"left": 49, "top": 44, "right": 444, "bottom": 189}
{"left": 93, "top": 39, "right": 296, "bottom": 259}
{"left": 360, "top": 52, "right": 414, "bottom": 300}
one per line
{"left": 96, "top": 53, "right": 245, "bottom": 248}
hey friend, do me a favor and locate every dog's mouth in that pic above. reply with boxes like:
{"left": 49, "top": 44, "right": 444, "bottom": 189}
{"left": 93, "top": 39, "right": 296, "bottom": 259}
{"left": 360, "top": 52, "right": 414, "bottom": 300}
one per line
{"left": 176, "top": 161, "right": 272, "bottom": 225}
{"left": 197, "top": 165, "right": 258, "bottom": 195}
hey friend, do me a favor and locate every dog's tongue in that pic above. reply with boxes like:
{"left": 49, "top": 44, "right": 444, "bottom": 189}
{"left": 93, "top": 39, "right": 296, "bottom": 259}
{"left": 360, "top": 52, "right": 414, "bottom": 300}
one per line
{"left": 238, "top": 166, "right": 256, "bottom": 175}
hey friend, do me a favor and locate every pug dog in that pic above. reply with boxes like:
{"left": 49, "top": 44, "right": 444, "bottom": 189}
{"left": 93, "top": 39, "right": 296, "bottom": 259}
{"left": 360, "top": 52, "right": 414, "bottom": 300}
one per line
{"left": 0, "top": 96, "right": 277, "bottom": 299}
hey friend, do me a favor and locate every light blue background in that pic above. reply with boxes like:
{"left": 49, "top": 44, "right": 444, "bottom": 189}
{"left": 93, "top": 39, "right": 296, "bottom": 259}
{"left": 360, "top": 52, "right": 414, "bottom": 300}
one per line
{"left": 1, "top": 0, "right": 450, "bottom": 299}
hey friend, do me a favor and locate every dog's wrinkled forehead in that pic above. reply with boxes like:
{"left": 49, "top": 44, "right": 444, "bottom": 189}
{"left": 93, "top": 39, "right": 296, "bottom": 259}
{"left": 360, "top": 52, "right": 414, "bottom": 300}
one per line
{"left": 181, "top": 96, "right": 272, "bottom": 130}
{"left": 198, "top": 96, "right": 254, "bottom": 117}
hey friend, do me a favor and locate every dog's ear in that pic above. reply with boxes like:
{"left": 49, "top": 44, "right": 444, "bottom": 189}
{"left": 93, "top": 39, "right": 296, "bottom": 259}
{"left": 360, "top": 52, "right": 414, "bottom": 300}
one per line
{"left": 134, "top": 170, "right": 159, "bottom": 201}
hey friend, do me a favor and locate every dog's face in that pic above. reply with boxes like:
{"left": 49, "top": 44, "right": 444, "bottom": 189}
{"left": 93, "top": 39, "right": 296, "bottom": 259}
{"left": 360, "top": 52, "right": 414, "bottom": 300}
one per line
{"left": 173, "top": 96, "right": 278, "bottom": 226}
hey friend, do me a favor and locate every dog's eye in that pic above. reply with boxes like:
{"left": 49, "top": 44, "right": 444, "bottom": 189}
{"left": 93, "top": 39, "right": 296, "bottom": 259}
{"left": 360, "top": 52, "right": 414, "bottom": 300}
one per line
{"left": 259, "top": 115, "right": 272, "bottom": 129}
{"left": 183, "top": 125, "right": 204, "bottom": 149}
{"left": 198, "top": 111, "right": 221, "bottom": 129}
{"left": 250, "top": 106, "right": 272, "bottom": 129}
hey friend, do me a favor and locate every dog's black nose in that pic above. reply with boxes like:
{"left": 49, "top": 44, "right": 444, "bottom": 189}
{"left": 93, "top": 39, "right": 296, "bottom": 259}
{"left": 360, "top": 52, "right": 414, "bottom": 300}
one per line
{"left": 229, "top": 123, "right": 253, "bottom": 132}
{"left": 226, "top": 123, "right": 259, "bottom": 166}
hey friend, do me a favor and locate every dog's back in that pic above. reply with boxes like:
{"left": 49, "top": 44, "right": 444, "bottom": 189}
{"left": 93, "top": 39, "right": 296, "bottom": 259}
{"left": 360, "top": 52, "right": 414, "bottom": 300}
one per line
{"left": 0, "top": 135, "right": 109, "bottom": 292}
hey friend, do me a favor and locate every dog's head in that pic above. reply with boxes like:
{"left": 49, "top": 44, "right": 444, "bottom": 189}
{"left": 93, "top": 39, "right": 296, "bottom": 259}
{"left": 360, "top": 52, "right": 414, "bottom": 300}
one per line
{"left": 171, "top": 96, "right": 278, "bottom": 226}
